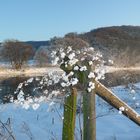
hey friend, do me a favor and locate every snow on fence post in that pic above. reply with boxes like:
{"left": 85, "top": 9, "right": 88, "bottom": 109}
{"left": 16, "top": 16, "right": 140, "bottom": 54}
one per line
{"left": 62, "top": 87, "right": 77, "bottom": 140}
{"left": 95, "top": 80, "right": 140, "bottom": 126}
{"left": 81, "top": 62, "right": 96, "bottom": 140}
{"left": 60, "top": 61, "right": 78, "bottom": 140}
{"left": 51, "top": 46, "right": 104, "bottom": 139}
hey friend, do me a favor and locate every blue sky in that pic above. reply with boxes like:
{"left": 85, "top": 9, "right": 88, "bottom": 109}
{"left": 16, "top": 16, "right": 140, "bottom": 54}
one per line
{"left": 0, "top": 0, "right": 140, "bottom": 41}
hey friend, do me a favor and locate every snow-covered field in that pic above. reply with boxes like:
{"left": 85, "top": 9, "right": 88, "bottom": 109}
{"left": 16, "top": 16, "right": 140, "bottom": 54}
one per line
{"left": 0, "top": 83, "right": 140, "bottom": 140}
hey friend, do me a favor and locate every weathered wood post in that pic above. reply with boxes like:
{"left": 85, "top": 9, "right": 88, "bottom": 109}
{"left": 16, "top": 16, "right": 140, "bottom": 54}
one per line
{"left": 83, "top": 90, "right": 96, "bottom": 140}
{"left": 61, "top": 63, "right": 78, "bottom": 140}
{"left": 95, "top": 80, "right": 140, "bottom": 126}
{"left": 62, "top": 87, "right": 77, "bottom": 140}
{"left": 78, "top": 62, "right": 96, "bottom": 140}
{"left": 60, "top": 50, "right": 104, "bottom": 140}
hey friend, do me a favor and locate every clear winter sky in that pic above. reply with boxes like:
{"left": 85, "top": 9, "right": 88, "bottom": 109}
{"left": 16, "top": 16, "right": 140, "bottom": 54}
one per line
{"left": 0, "top": 0, "right": 140, "bottom": 41}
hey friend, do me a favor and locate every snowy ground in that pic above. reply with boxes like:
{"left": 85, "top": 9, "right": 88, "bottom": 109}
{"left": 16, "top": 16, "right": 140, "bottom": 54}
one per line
{"left": 0, "top": 83, "right": 140, "bottom": 140}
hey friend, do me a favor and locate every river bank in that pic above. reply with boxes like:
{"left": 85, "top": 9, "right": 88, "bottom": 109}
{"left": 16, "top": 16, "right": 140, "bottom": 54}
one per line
{"left": 0, "top": 66, "right": 140, "bottom": 78}
{"left": 0, "top": 66, "right": 62, "bottom": 77}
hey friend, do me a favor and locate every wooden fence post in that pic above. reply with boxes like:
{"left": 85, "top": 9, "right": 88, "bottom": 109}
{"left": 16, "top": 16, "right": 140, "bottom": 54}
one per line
{"left": 83, "top": 90, "right": 96, "bottom": 140}
{"left": 95, "top": 80, "right": 140, "bottom": 126}
{"left": 62, "top": 87, "right": 77, "bottom": 140}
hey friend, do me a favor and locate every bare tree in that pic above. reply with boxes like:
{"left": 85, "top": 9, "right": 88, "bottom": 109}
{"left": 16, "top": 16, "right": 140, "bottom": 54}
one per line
{"left": 1, "top": 39, "right": 34, "bottom": 69}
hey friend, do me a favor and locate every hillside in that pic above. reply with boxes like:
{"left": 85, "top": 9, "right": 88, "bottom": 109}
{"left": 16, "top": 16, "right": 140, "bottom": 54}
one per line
{"left": 1, "top": 26, "right": 140, "bottom": 67}
{"left": 25, "top": 41, "right": 50, "bottom": 50}
{"left": 0, "top": 41, "right": 49, "bottom": 50}
{"left": 29, "top": 26, "right": 140, "bottom": 67}
{"left": 80, "top": 26, "right": 140, "bottom": 66}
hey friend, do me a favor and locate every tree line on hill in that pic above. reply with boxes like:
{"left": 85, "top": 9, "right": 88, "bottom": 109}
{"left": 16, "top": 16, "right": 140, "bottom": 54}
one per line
{"left": 79, "top": 25, "right": 140, "bottom": 67}
{"left": 33, "top": 25, "right": 140, "bottom": 67}
{"left": 0, "top": 25, "right": 140, "bottom": 69}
